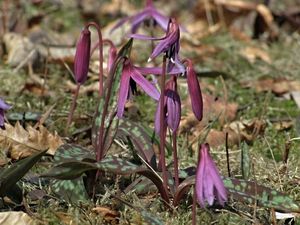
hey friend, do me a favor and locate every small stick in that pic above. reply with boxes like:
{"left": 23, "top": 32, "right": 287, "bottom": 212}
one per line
{"left": 225, "top": 132, "right": 231, "bottom": 177}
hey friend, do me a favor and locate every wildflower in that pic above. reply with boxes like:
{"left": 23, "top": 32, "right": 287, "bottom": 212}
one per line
{"left": 74, "top": 27, "right": 91, "bottom": 84}
{"left": 110, "top": 0, "right": 169, "bottom": 34}
{"left": 117, "top": 58, "right": 160, "bottom": 118}
{"left": 185, "top": 59, "right": 203, "bottom": 121}
{"left": 195, "top": 143, "right": 227, "bottom": 207}
{"left": 154, "top": 78, "right": 181, "bottom": 134}
{"left": 0, "top": 99, "right": 11, "bottom": 127}
{"left": 131, "top": 18, "right": 185, "bottom": 73}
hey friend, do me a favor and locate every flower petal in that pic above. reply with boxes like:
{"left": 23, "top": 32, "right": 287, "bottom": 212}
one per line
{"left": 0, "top": 99, "right": 11, "bottom": 110}
{"left": 110, "top": 16, "right": 131, "bottom": 34}
{"left": 131, "top": 11, "right": 150, "bottom": 33}
{"left": 136, "top": 66, "right": 182, "bottom": 75}
{"left": 131, "top": 68, "right": 160, "bottom": 101}
{"left": 130, "top": 33, "right": 164, "bottom": 40}
{"left": 151, "top": 11, "right": 169, "bottom": 31}
{"left": 117, "top": 63, "right": 131, "bottom": 118}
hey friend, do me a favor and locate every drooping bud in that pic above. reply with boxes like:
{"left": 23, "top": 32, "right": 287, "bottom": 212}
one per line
{"left": 74, "top": 27, "right": 91, "bottom": 84}
{"left": 186, "top": 59, "right": 203, "bottom": 121}
{"left": 166, "top": 89, "right": 181, "bottom": 133}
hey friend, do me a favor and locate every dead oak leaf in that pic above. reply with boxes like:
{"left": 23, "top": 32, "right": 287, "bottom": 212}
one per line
{"left": 242, "top": 77, "right": 300, "bottom": 95}
{"left": 0, "top": 122, "right": 63, "bottom": 160}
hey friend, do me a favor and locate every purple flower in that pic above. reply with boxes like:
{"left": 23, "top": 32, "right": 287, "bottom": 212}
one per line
{"left": 0, "top": 99, "right": 11, "bottom": 127}
{"left": 154, "top": 78, "right": 181, "bottom": 134}
{"left": 185, "top": 59, "right": 203, "bottom": 121}
{"left": 117, "top": 58, "right": 160, "bottom": 118}
{"left": 110, "top": 0, "right": 169, "bottom": 34}
{"left": 131, "top": 18, "right": 185, "bottom": 73}
{"left": 195, "top": 143, "right": 227, "bottom": 207}
{"left": 74, "top": 27, "right": 91, "bottom": 84}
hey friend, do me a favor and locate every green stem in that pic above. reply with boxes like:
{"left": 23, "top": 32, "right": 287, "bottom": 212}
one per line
{"left": 65, "top": 83, "right": 81, "bottom": 134}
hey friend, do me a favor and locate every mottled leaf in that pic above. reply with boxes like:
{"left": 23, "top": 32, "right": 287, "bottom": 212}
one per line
{"left": 0, "top": 150, "right": 47, "bottom": 197}
{"left": 141, "top": 210, "right": 164, "bottom": 225}
{"left": 241, "top": 142, "right": 251, "bottom": 179}
{"left": 51, "top": 177, "right": 89, "bottom": 203}
{"left": 223, "top": 177, "right": 300, "bottom": 213}
{"left": 173, "top": 175, "right": 300, "bottom": 213}
{"left": 42, "top": 156, "right": 143, "bottom": 179}
{"left": 92, "top": 39, "right": 133, "bottom": 155}
{"left": 53, "top": 143, "right": 95, "bottom": 163}
{"left": 117, "top": 119, "right": 156, "bottom": 167}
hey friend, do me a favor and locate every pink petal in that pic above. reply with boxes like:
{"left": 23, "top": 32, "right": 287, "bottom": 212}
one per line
{"left": 151, "top": 11, "right": 169, "bottom": 31}
{"left": 110, "top": 16, "right": 131, "bottom": 34}
{"left": 136, "top": 66, "right": 182, "bottom": 75}
{"left": 131, "top": 68, "right": 160, "bottom": 101}
{"left": 117, "top": 64, "right": 131, "bottom": 118}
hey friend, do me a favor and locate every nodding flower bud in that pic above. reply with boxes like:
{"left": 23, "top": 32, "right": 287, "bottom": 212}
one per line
{"left": 74, "top": 27, "right": 91, "bottom": 84}
{"left": 186, "top": 59, "right": 203, "bottom": 121}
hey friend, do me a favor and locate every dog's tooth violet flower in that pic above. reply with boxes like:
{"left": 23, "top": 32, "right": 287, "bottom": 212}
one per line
{"left": 131, "top": 18, "right": 185, "bottom": 73}
{"left": 111, "top": 0, "right": 169, "bottom": 34}
{"left": 0, "top": 99, "right": 11, "bottom": 127}
{"left": 117, "top": 58, "right": 160, "bottom": 118}
{"left": 195, "top": 143, "right": 227, "bottom": 207}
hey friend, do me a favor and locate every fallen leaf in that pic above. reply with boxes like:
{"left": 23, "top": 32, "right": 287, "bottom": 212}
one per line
{"left": 273, "top": 120, "right": 294, "bottom": 131}
{"left": 242, "top": 77, "right": 300, "bottom": 95}
{"left": 291, "top": 91, "right": 300, "bottom": 108}
{"left": 240, "top": 46, "right": 271, "bottom": 63}
{"left": 3, "top": 33, "right": 39, "bottom": 67}
{"left": 0, "top": 212, "right": 34, "bottom": 225}
{"left": 203, "top": 119, "right": 266, "bottom": 148}
{"left": 92, "top": 206, "right": 119, "bottom": 224}
{"left": 0, "top": 122, "right": 63, "bottom": 160}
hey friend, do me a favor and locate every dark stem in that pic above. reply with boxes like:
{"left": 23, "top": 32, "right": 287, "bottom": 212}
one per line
{"left": 65, "top": 83, "right": 81, "bottom": 134}
{"left": 86, "top": 22, "right": 104, "bottom": 97}
{"left": 159, "top": 55, "right": 169, "bottom": 202}
{"left": 225, "top": 132, "right": 231, "bottom": 177}
{"left": 172, "top": 131, "right": 179, "bottom": 189}
{"left": 192, "top": 185, "right": 197, "bottom": 225}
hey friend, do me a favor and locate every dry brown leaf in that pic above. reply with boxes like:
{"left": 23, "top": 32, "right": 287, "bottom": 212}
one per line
{"left": 242, "top": 77, "right": 300, "bottom": 95}
{"left": 3, "top": 33, "right": 39, "bottom": 67}
{"left": 0, "top": 122, "right": 63, "bottom": 160}
{"left": 206, "top": 119, "right": 266, "bottom": 147}
{"left": 0, "top": 212, "right": 34, "bottom": 225}
{"left": 92, "top": 206, "right": 119, "bottom": 224}
{"left": 273, "top": 120, "right": 294, "bottom": 131}
{"left": 240, "top": 46, "right": 271, "bottom": 63}
{"left": 179, "top": 93, "right": 238, "bottom": 134}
